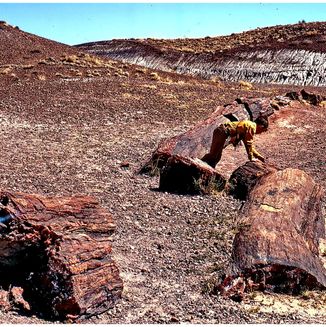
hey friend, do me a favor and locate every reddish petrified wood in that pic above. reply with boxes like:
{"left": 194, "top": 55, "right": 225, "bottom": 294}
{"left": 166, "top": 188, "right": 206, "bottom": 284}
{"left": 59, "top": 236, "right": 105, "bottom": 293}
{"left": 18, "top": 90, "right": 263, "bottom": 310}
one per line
{"left": 227, "top": 161, "right": 278, "bottom": 200}
{"left": 218, "top": 166, "right": 326, "bottom": 299}
{"left": 286, "top": 89, "right": 326, "bottom": 106}
{"left": 0, "top": 191, "right": 123, "bottom": 321}
{"left": 140, "top": 96, "right": 276, "bottom": 176}
{"left": 159, "top": 155, "right": 226, "bottom": 194}
{"left": 140, "top": 109, "right": 229, "bottom": 175}
{"left": 236, "top": 97, "right": 275, "bottom": 121}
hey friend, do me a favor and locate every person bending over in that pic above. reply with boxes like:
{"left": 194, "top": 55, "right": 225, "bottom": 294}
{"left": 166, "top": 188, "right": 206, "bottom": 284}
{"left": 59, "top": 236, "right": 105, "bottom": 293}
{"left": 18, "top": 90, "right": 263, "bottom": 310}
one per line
{"left": 201, "top": 116, "right": 268, "bottom": 168}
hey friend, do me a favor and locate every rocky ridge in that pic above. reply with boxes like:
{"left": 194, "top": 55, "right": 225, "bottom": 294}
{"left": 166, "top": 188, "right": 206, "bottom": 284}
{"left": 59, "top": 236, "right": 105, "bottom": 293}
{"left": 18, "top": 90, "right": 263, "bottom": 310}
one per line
{"left": 77, "top": 22, "right": 326, "bottom": 86}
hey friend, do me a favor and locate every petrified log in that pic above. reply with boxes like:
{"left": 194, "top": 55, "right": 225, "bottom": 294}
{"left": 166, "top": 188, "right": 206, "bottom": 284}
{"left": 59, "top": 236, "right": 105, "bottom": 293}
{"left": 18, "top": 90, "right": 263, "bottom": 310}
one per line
{"left": 0, "top": 191, "right": 123, "bottom": 320}
{"left": 159, "top": 155, "right": 226, "bottom": 194}
{"left": 140, "top": 110, "right": 229, "bottom": 175}
{"left": 218, "top": 166, "right": 326, "bottom": 299}
{"left": 236, "top": 97, "right": 275, "bottom": 121}
{"left": 219, "top": 102, "right": 250, "bottom": 122}
{"left": 286, "top": 89, "right": 326, "bottom": 106}
{"left": 140, "top": 97, "right": 275, "bottom": 175}
{"left": 227, "top": 161, "right": 278, "bottom": 200}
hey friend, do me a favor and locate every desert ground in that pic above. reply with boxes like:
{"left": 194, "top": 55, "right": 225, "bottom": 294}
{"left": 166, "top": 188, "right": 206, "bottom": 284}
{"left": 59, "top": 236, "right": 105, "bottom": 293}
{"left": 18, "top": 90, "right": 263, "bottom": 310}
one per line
{"left": 0, "top": 21, "right": 326, "bottom": 323}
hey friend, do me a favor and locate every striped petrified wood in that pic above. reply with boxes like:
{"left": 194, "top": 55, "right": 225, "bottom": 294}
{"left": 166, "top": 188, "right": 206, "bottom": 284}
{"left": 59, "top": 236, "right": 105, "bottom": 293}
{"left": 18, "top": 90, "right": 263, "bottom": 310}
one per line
{"left": 0, "top": 191, "right": 123, "bottom": 320}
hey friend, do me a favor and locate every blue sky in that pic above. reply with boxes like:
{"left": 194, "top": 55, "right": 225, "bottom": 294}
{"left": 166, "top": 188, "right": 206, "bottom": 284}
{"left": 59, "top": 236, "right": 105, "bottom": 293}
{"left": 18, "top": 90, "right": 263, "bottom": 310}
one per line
{"left": 0, "top": 3, "right": 326, "bottom": 45}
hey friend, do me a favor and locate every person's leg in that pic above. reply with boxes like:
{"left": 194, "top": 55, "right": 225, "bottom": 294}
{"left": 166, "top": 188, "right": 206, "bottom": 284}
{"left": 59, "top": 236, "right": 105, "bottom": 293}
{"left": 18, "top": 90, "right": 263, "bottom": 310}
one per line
{"left": 201, "top": 126, "right": 227, "bottom": 168}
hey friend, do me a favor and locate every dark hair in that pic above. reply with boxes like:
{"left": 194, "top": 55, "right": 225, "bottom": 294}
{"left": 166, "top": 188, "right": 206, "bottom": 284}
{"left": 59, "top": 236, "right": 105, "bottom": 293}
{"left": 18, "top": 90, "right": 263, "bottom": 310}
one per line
{"left": 255, "top": 115, "right": 269, "bottom": 129}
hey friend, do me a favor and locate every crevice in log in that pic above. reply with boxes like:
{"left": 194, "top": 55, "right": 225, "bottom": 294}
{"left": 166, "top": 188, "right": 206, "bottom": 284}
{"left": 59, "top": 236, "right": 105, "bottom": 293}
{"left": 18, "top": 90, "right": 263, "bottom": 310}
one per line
{"left": 0, "top": 220, "right": 53, "bottom": 318}
{"left": 223, "top": 113, "right": 238, "bottom": 122}
{"left": 235, "top": 98, "right": 253, "bottom": 121}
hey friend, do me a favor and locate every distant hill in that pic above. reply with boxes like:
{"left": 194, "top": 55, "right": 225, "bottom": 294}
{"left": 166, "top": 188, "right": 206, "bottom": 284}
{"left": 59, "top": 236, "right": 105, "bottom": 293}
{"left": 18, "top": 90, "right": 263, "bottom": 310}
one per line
{"left": 0, "top": 21, "right": 79, "bottom": 65}
{"left": 76, "top": 22, "right": 326, "bottom": 86}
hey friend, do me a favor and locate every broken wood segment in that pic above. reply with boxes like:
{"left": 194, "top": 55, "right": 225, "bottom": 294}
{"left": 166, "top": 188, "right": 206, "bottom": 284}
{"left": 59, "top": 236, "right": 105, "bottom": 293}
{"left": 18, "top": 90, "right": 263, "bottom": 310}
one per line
{"left": 227, "top": 161, "right": 278, "bottom": 200}
{"left": 286, "top": 89, "right": 326, "bottom": 106}
{"left": 218, "top": 166, "right": 326, "bottom": 299}
{"left": 159, "top": 155, "right": 226, "bottom": 194}
{"left": 140, "top": 96, "right": 277, "bottom": 176}
{"left": 140, "top": 110, "right": 229, "bottom": 175}
{"left": 0, "top": 191, "right": 123, "bottom": 320}
{"left": 236, "top": 97, "right": 275, "bottom": 121}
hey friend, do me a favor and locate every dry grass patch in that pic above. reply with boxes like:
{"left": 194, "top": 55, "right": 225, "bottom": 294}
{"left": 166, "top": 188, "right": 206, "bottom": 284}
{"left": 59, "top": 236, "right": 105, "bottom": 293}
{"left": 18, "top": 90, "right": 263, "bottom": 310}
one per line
{"left": 0, "top": 67, "right": 12, "bottom": 75}
{"left": 239, "top": 80, "right": 254, "bottom": 90}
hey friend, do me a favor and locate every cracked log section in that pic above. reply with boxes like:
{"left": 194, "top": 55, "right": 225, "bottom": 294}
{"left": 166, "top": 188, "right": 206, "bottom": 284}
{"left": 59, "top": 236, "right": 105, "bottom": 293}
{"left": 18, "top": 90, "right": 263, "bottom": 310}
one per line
{"left": 159, "top": 155, "right": 226, "bottom": 194}
{"left": 0, "top": 191, "right": 123, "bottom": 321}
{"left": 217, "top": 162, "right": 326, "bottom": 301}
{"left": 140, "top": 96, "right": 282, "bottom": 194}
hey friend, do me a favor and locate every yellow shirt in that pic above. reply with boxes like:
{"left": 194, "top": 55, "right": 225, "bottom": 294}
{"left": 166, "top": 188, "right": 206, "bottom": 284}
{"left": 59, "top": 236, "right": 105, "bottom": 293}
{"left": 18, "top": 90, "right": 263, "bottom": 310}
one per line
{"left": 224, "top": 120, "right": 263, "bottom": 161}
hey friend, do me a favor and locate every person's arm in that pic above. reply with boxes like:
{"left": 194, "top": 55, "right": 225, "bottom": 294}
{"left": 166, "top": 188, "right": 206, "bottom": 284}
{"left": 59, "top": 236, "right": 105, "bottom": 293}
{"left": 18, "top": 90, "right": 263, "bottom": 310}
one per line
{"left": 243, "top": 125, "right": 265, "bottom": 162}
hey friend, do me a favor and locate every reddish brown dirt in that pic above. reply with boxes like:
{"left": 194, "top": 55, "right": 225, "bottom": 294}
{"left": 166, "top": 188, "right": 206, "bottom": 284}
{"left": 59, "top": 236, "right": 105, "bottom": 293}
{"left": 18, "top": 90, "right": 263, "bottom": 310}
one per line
{"left": 0, "top": 21, "right": 326, "bottom": 323}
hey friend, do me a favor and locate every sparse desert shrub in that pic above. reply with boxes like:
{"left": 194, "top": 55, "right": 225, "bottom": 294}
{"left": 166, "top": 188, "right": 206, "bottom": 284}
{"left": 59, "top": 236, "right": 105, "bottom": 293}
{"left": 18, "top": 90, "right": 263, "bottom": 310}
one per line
{"left": 0, "top": 67, "right": 12, "bottom": 75}
{"left": 239, "top": 80, "right": 253, "bottom": 90}
{"left": 306, "top": 30, "right": 318, "bottom": 36}
{"left": 210, "top": 76, "right": 223, "bottom": 87}
{"left": 37, "top": 74, "right": 46, "bottom": 81}
{"left": 32, "top": 71, "right": 46, "bottom": 80}
{"left": 22, "top": 64, "right": 34, "bottom": 70}
{"left": 83, "top": 54, "right": 103, "bottom": 67}
{"left": 150, "top": 72, "right": 160, "bottom": 81}
{"left": 142, "top": 84, "right": 157, "bottom": 89}
{"left": 162, "top": 77, "right": 173, "bottom": 84}
{"left": 55, "top": 72, "right": 69, "bottom": 78}
{"left": 62, "top": 55, "right": 79, "bottom": 63}
{"left": 136, "top": 67, "right": 147, "bottom": 74}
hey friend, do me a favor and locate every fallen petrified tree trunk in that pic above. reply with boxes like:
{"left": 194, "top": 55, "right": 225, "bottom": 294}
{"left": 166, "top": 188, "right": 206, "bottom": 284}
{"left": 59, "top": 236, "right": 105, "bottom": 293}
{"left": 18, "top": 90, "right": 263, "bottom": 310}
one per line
{"left": 140, "top": 96, "right": 278, "bottom": 175}
{"left": 140, "top": 111, "right": 229, "bottom": 175}
{"left": 159, "top": 155, "right": 226, "bottom": 194}
{"left": 286, "top": 89, "right": 326, "bottom": 106}
{"left": 0, "top": 191, "right": 123, "bottom": 321}
{"left": 217, "top": 165, "right": 326, "bottom": 300}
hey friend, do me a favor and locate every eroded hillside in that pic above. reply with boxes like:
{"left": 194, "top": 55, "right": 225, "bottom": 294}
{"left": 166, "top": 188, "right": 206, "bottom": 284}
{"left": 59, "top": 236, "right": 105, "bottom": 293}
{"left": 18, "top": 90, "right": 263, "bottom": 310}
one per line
{"left": 77, "top": 22, "right": 326, "bottom": 86}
